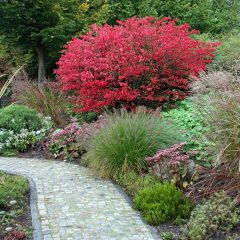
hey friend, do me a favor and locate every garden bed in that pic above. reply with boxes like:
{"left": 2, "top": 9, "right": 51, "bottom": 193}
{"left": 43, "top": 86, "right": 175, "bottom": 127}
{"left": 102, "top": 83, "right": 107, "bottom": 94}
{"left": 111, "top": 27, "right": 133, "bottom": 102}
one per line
{"left": 0, "top": 172, "right": 32, "bottom": 240}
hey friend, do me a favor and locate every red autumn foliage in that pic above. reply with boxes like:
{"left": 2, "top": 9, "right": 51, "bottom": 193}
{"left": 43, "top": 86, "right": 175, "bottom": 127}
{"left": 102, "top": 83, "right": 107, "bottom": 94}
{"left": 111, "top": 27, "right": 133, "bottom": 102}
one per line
{"left": 56, "top": 17, "right": 220, "bottom": 112}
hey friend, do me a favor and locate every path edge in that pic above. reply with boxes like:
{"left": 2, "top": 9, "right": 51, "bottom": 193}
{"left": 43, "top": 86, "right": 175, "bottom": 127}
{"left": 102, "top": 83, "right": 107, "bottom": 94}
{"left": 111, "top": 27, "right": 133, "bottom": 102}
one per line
{"left": 114, "top": 183, "right": 161, "bottom": 240}
{"left": 0, "top": 169, "right": 43, "bottom": 240}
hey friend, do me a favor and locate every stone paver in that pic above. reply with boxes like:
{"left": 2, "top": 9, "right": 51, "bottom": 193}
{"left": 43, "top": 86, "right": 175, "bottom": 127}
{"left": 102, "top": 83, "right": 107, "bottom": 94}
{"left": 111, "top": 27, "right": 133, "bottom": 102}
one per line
{"left": 0, "top": 157, "right": 159, "bottom": 240}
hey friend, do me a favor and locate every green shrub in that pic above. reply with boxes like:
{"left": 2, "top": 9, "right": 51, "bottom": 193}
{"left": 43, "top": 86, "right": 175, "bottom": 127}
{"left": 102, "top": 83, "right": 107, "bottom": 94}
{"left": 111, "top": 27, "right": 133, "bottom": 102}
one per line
{"left": 161, "top": 100, "right": 214, "bottom": 166}
{"left": 0, "top": 171, "right": 29, "bottom": 208}
{"left": 85, "top": 107, "right": 181, "bottom": 179}
{"left": 0, "top": 104, "right": 43, "bottom": 133}
{"left": 116, "top": 172, "right": 159, "bottom": 196}
{"left": 0, "top": 105, "right": 52, "bottom": 155}
{"left": 133, "top": 182, "right": 193, "bottom": 225}
{"left": 181, "top": 192, "right": 240, "bottom": 240}
{"left": 66, "top": 103, "right": 99, "bottom": 124}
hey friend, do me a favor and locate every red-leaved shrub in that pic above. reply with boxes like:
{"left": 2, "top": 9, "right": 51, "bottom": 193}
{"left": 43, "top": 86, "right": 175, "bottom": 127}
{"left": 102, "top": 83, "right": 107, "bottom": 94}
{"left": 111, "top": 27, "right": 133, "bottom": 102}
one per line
{"left": 56, "top": 17, "right": 220, "bottom": 112}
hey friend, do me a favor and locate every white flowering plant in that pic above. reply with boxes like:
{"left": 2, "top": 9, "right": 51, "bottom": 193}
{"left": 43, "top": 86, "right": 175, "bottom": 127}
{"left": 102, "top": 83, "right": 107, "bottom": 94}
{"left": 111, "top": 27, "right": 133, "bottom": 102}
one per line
{"left": 0, "top": 116, "right": 53, "bottom": 156}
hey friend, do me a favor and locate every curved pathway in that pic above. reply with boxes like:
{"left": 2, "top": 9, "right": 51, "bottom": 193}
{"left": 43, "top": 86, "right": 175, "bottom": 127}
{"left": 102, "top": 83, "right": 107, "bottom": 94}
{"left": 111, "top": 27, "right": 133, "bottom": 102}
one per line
{"left": 0, "top": 157, "right": 159, "bottom": 240}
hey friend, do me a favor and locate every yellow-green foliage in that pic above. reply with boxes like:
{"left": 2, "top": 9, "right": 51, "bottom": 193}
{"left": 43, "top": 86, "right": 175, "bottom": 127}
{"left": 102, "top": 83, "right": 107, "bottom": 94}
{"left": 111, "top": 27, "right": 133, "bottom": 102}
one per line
{"left": 116, "top": 172, "right": 159, "bottom": 196}
{"left": 133, "top": 182, "right": 193, "bottom": 225}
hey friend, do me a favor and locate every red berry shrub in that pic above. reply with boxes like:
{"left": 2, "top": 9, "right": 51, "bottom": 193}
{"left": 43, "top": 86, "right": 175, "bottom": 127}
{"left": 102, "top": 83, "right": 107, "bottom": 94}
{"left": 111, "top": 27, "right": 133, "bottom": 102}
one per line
{"left": 56, "top": 17, "right": 220, "bottom": 112}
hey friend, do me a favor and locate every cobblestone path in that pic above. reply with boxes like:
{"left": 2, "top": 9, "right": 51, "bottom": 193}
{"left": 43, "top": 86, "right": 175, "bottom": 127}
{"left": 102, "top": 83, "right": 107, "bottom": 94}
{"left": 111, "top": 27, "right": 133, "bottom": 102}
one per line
{"left": 0, "top": 157, "right": 159, "bottom": 240}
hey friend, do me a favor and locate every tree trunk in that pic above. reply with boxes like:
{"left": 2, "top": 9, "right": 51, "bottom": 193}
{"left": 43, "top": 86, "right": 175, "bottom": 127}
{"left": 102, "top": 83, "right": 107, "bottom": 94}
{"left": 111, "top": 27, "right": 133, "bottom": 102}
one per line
{"left": 37, "top": 44, "right": 46, "bottom": 83}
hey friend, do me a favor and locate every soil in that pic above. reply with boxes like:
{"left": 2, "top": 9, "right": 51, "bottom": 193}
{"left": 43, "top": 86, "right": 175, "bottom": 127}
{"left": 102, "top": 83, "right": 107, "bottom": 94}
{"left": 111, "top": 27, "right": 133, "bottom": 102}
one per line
{"left": 17, "top": 145, "right": 52, "bottom": 160}
{"left": 0, "top": 192, "right": 33, "bottom": 240}
{"left": 17, "top": 145, "right": 82, "bottom": 165}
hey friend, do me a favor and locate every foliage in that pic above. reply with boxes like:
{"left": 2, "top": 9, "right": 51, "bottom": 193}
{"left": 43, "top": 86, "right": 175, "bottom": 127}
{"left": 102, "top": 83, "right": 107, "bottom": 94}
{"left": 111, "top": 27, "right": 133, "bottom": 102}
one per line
{"left": 0, "top": 67, "right": 23, "bottom": 100}
{"left": 66, "top": 103, "right": 99, "bottom": 124}
{"left": 0, "top": 104, "right": 44, "bottom": 133}
{"left": 116, "top": 172, "right": 159, "bottom": 196}
{"left": 146, "top": 142, "right": 198, "bottom": 190}
{"left": 0, "top": 105, "right": 52, "bottom": 155}
{"left": 0, "top": 172, "right": 29, "bottom": 208}
{"left": 160, "top": 232, "right": 176, "bottom": 240}
{"left": 0, "top": 172, "right": 31, "bottom": 240}
{"left": 84, "top": 107, "right": 180, "bottom": 179}
{"left": 0, "top": 0, "right": 58, "bottom": 81}
{"left": 214, "top": 32, "right": 240, "bottom": 72}
{"left": 0, "top": 56, "right": 12, "bottom": 75}
{"left": 0, "top": 0, "right": 111, "bottom": 80}
{"left": 181, "top": 192, "right": 240, "bottom": 240}
{"left": 0, "top": 127, "right": 48, "bottom": 155}
{"left": 4, "top": 230, "right": 26, "bottom": 240}
{"left": 47, "top": 120, "right": 84, "bottom": 161}
{"left": 187, "top": 165, "right": 240, "bottom": 203}
{"left": 109, "top": 0, "right": 240, "bottom": 35}
{"left": 192, "top": 71, "right": 240, "bottom": 173}
{"left": 56, "top": 16, "right": 219, "bottom": 112}
{"left": 14, "top": 80, "right": 68, "bottom": 127}
{"left": 133, "top": 182, "right": 193, "bottom": 225}
{"left": 161, "top": 100, "right": 214, "bottom": 165}
{"left": 47, "top": 116, "right": 105, "bottom": 161}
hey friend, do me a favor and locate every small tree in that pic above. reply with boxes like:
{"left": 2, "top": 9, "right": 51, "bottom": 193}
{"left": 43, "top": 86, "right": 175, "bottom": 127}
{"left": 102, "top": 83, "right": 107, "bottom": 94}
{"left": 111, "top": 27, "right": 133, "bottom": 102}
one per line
{"left": 56, "top": 17, "right": 220, "bottom": 112}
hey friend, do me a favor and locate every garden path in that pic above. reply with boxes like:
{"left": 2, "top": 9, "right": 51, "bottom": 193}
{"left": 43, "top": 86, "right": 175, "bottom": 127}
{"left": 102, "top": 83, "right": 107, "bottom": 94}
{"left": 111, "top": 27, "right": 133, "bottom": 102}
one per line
{"left": 0, "top": 157, "right": 159, "bottom": 240}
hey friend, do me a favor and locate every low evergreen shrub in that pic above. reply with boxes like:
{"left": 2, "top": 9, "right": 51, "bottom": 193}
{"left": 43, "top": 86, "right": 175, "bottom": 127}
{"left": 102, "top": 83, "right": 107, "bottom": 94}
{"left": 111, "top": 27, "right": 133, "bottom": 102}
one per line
{"left": 133, "top": 182, "right": 193, "bottom": 225}
{"left": 0, "top": 104, "right": 43, "bottom": 133}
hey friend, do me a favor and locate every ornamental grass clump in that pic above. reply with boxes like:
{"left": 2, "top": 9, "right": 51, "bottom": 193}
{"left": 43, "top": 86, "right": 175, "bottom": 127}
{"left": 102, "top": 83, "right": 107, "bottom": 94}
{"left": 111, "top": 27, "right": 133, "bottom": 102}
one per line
{"left": 192, "top": 70, "right": 240, "bottom": 173}
{"left": 15, "top": 81, "right": 68, "bottom": 127}
{"left": 84, "top": 107, "right": 181, "bottom": 179}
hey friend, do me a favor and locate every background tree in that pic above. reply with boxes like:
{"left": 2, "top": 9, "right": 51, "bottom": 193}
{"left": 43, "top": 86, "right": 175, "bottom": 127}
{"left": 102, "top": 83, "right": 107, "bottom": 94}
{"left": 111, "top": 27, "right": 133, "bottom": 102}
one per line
{"left": 0, "top": 0, "right": 110, "bottom": 82}
{"left": 0, "top": 1, "right": 59, "bottom": 82}
{"left": 109, "top": 0, "right": 240, "bottom": 35}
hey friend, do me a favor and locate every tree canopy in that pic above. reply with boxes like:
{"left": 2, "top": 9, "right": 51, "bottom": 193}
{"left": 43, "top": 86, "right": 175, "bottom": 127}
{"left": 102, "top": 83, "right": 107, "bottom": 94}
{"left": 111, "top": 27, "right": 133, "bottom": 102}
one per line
{"left": 0, "top": 0, "right": 110, "bottom": 82}
{"left": 0, "top": 0, "right": 239, "bottom": 80}
{"left": 109, "top": 0, "right": 240, "bottom": 34}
